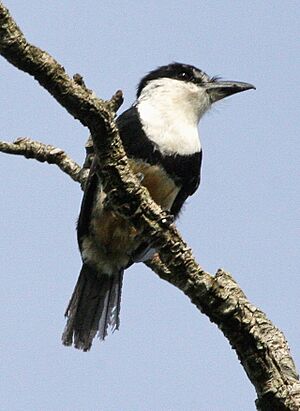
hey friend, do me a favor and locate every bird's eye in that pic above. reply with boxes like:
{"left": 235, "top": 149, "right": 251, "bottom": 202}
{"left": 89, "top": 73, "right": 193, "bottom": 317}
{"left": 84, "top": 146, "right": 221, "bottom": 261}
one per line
{"left": 177, "top": 71, "right": 196, "bottom": 83}
{"left": 179, "top": 71, "right": 190, "bottom": 79}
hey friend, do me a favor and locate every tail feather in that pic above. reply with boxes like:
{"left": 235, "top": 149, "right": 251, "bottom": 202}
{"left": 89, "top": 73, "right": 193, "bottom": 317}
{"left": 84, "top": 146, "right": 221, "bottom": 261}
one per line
{"left": 98, "top": 272, "right": 123, "bottom": 339}
{"left": 62, "top": 264, "right": 123, "bottom": 351}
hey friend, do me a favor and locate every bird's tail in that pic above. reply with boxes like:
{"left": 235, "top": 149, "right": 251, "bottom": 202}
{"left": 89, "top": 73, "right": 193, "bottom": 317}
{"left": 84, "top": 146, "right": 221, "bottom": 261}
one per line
{"left": 62, "top": 264, "right": 123, "bottom": 351}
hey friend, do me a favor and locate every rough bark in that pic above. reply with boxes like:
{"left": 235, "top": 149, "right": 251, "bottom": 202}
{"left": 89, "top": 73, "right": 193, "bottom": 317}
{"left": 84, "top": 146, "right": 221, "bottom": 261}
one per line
{"left": 0, "top": 2, "right": 299, "bottom": 409}
{"left": 0, "top": 137, "right": 84, "bottom": 184}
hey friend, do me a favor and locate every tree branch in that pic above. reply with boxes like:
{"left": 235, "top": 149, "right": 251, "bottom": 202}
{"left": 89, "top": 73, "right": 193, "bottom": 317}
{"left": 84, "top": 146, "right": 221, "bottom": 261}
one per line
{"left": 0, "top": 137, "right": 85, "bottom": 184}
{"left": 0, "top": 2, "right": 299, "bottom": 409}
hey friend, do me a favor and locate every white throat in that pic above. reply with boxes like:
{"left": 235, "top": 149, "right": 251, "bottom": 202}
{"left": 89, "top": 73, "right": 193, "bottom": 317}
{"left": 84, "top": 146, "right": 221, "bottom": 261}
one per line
{"left": 136, "top": 78, "right": 210, "bottom": 156}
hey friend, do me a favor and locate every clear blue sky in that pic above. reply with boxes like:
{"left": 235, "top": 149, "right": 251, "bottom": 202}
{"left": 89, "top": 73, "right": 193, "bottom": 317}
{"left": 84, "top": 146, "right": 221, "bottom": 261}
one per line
{"left": 0, "top": 1, "right": 299, "bottom": 410}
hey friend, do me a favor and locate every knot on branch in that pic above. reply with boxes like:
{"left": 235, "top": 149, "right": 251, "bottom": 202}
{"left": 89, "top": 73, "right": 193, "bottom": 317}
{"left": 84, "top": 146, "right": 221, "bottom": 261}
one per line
{"left": 14, "top": 137, "right": 63, "bottom": 162}
{"left": 73, "top": 73, "right": 95, "bottom": 98}
{"left": 108, "top": 90, "right": 124, "bottom": 113}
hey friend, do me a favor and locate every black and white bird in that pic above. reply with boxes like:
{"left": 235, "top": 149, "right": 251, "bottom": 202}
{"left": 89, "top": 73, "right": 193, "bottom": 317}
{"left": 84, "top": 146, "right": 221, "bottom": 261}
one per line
{"left": 62, "top": 62, "right": 254, "bottom": 351}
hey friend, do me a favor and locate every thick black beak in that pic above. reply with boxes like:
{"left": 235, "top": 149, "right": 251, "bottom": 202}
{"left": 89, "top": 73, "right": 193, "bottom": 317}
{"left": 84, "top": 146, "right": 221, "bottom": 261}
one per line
{"left": 206, "top": 80, "right": 255, "bottom": 103}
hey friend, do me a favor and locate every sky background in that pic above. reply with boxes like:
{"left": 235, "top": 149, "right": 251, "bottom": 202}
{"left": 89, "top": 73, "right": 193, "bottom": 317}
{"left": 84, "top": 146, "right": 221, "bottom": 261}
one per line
{"left": 0, "top": 1, "right": 299, "bottom": 410}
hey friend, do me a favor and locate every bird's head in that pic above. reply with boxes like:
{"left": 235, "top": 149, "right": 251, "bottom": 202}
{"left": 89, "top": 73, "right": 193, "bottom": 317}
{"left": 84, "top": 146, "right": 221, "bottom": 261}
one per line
{"left": 137, "top": 62, "right": 255, "bottom": 123}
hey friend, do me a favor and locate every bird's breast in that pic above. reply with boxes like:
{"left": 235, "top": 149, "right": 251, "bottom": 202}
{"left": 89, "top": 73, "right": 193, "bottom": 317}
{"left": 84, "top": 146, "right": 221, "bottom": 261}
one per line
{"left": 128, "top": 159, "right": 180, "bottom": 210}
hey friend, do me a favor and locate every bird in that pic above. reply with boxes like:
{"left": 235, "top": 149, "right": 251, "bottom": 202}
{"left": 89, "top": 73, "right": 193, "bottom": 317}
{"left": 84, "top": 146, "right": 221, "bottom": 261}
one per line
{"left": 62, "top": 62, "right": 255, "bottom": 351}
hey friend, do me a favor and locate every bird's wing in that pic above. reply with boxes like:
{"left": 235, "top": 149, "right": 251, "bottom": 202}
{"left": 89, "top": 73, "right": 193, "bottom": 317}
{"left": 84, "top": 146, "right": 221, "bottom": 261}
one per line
{"left": 77, "top": 159, "right": 99, "bottom": 247}
{"left": 166, "top": 151, "right": 202, "bottom": 216}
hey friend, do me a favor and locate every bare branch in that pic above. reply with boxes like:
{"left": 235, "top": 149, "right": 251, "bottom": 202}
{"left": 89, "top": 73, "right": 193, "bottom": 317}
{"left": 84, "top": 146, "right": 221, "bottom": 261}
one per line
{"left": 146, "top": 257, "right": 300, "bottom": 411}
{"left": 0, "top": 137, "right": 84, "bottom": 183}
{"left": 0, "top": 2, "right": 118, "bottom": 132}
{"left": 0, "top": 3, "right": 299, "bottom": 409}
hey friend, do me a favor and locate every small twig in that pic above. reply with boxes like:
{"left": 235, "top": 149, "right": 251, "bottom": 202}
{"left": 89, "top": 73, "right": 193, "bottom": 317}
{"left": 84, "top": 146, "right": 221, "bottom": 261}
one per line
{"left": 72, "top": 73, "right": 96, "bottom": 99}
{"left": 108, "top": 90, "right": 124, "bottom": 112}
{"left": 0, "top": 137, "right": 84, "bottom": 184}
{"left": 73, "top": 73, "right": 87, "bottom": 88}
